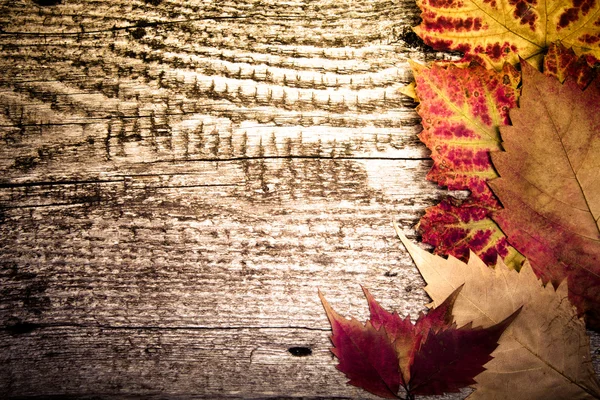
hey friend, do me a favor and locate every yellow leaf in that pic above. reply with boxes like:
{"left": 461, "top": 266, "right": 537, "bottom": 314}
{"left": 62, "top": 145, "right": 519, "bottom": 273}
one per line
{"left": 399, "top": 81, "right": 419, "bottom": 102}
{"left": 413, "top": 0, "right": 600, "bottom": 70}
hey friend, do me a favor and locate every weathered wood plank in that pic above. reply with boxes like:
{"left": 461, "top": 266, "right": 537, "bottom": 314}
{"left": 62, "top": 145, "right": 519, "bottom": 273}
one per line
{"left": 0, "top": 160, "right": 440, "bottom": 329}
{"left": 0, "top": 326, "right": 473, "bottom": 400}
{"left": 0, "top": 0, "right": 598, "bottom": 398}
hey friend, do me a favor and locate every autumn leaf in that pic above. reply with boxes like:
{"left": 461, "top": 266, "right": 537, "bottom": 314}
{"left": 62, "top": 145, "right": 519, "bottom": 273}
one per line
{"left": 413, "top": 0, "right": 600, "bottom": 70}
{"left": 363, "top": 284, "right": 461, "bottom": 384}
{"left": 489, "top": 61, "right": 600, "bottom": 330}
{"left": 319, "top": 295, "right": 402, "bottom": 399}
{"left": 395, "top": 223, "right": 600, "bottom": 399}
{"left": 418, "top": 197, "right": 524, "bottom": 266}
{"left": 319, "top": 287, "right": 519, "bottom": 399}
{"left": 544, "top": 42, "right": 599, "bottom": 88}
{"left": 411, "top": 61, "right": 520, "bottom": 204}
{"left": 410, "top": 60, "right": 524, "bottom": 268}
{"left": 408, "top": 313, "right": 518, "bottom": 396}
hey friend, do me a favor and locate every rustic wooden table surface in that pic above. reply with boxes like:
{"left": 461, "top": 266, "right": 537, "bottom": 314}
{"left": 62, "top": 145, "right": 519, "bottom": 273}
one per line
{"left": 0, "top": 0, "right": 598, "bottom": 399}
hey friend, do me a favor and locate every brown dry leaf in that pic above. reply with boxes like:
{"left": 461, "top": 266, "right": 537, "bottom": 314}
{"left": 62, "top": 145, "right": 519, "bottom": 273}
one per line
{"left": 489, "top": 61, "right": 600, "bottom": 329}
{"left": 394, "top": 222, "right": 600, "bottom": 399}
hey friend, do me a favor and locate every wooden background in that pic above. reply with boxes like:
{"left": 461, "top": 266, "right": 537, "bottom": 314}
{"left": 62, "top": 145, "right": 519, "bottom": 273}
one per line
{"left": 0, "top": 0, "right": 597, "bottom": 398}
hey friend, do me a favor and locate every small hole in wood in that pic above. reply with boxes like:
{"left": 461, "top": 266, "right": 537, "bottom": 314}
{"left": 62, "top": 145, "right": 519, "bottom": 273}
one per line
{"left": 288, "top": 347, "right": 312, "bottom": 357}
{"left": 130, "top": 27, "right": 147, "bottom": 40}
{"left": 5, "top": 320, "right": 41, "bottom": 335}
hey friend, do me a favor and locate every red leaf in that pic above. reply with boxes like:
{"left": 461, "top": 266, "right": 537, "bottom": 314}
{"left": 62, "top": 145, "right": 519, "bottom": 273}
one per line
{"left": 364, "top": 286, "right": 414, "bottom": 341}
{"left": 365, "top": 286, "right": 462, "bottom": 342}
{"left": 319, "top": 290, "right": 402, "bottom": 398}
{"left": 409, "top": 309, "right": 521, "bottom": 396}
{"left": 363, "top": 287, "right": 420, "bottom": 384}
{"left": 543, "top": 42, "right": 598, "bottom": 88}
{"left": 413, "top": 283, "right": 462, "bottom": 335}
{"left": 418, "top": 197, "right": 518, "bottom": 266}
{"left": 320, "top": 287, "right": 518, "bottom": 398}
{"left": 413, "top": 62, "right": 519, "bottom": 204}
{"left": 364, "top": 285, "right": 463, "bottom": 384}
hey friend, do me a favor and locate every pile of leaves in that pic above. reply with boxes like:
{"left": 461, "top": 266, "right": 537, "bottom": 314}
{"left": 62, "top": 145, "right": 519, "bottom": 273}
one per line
{"left": 318, "top": 0, "right": 600, "bottom": 398}
{"left": 320, "top": 229, "right": 600, "bottom": 399}
{"left": 412, "top": 0, "right": 600, "bottom": 329}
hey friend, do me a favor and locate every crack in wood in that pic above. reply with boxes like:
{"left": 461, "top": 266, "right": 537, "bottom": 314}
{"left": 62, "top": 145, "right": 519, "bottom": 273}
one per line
{"left": 1, "top": 323, "right": 331, "bottom": 333}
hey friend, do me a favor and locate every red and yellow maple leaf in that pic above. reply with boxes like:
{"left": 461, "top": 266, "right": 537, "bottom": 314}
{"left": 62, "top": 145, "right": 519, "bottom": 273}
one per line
{"left": 413, "top": 61, "right": 520, "bottom": 205}
{"left": 413, "top": 0, "right": 600, "bottom": 70}
{"left": 410, "top": 61, "right": 524, "bottom": 268}
{"left": 418, "top": 197, "right": 523, "bottom": 266}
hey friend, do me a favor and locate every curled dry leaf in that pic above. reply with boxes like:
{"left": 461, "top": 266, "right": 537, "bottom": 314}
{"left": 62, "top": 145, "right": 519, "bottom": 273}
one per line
{"left": 395, "top": 223, "right": 600, "bottom": 399}
{"left": 490, "top": 61, "right": 600, "bottom": 329}
{"left": 413, "top": 0, "right": 600, "bottom": 70}
{"left": 319, "top": 286, "right": 518, "bottom": 399}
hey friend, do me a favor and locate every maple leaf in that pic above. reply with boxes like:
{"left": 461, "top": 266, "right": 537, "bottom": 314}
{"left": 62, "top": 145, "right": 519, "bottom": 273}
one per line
{"left": 413, "top": 0, "right": 600, "bottom": 70}
{"left": 412, "top": 61, "right": 519, "bottom": 204}
{"left": 319, "top": 287, "right": 518, "bottom": 399}
{"left": 489, "top": 61, "right": 600, "bottom": 330}
{"left": 411, "top": 61, "right": 524, "bottom": 268}
{"left": 395, "top": 224, "right": 600, "bottom": 399}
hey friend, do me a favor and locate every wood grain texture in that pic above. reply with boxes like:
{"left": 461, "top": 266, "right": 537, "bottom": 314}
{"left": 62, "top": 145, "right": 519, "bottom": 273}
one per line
{"left": 0, "top": 0, "right": 597, "bottom": 399}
